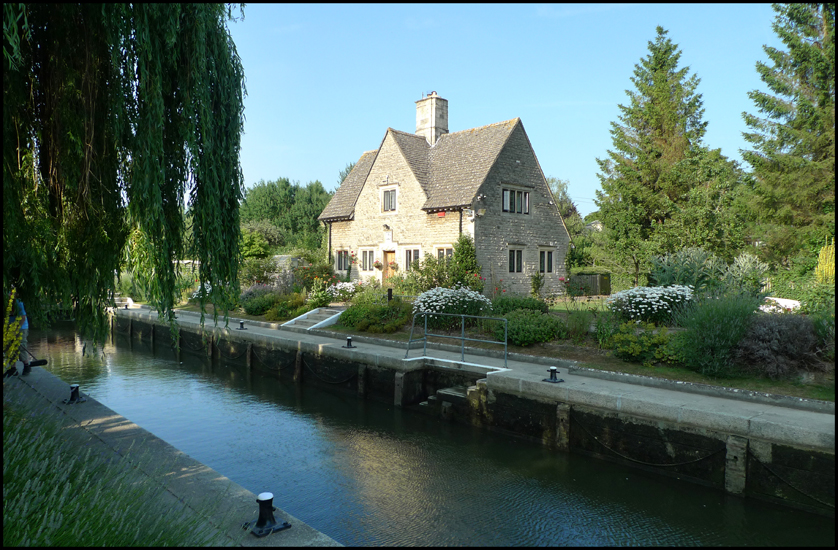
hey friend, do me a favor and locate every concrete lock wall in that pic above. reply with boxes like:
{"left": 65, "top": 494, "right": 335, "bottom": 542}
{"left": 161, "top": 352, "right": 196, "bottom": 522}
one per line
{"left": 113, "top": 312, "right": 835, "bottom": 516}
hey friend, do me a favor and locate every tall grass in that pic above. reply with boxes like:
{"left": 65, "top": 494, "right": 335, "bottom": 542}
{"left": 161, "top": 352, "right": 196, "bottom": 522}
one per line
{"left": 3, "top": 391, "right": 243, "bottom": 547}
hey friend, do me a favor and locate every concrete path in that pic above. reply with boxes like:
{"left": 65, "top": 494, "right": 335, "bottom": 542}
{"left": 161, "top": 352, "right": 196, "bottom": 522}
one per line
{"left": 126, "top": 306, "right": 834, "bottom": 453}
{"left": 3, "top": 366, "right": 341, "bottom": 547}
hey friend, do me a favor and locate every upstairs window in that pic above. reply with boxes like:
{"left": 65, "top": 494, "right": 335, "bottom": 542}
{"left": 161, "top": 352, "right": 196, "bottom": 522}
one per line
{"left": 502, "top": 189, "right": 529, "bottom": 214}
{"left": 382, "top": 189, "right": 397, "bottom": 212}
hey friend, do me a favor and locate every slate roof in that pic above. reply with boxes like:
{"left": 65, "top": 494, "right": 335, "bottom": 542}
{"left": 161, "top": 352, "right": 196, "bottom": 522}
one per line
{"left": 317, "top": 150, "right": 377, "bottom": 221}
{"left": 318, "top": 118, "right": 521, "bottom": 220}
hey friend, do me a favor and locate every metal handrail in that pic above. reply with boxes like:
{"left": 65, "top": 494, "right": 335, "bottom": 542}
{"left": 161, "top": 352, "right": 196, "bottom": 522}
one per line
{"left": 404, "top": 312, "right": 508, "bottom": 368}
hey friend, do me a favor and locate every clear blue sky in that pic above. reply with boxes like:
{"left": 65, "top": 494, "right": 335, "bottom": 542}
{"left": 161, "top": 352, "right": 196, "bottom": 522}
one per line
{"left": 227, "top": 3, "right": 783, "bottom": 218}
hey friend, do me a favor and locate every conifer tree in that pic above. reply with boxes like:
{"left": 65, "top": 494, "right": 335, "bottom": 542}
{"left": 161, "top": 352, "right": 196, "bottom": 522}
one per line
{"left": 742, "top": 3, "right": 835, "bottom": 266}
{"left": 594, "top": 27, "right": 708, "bottom": 285}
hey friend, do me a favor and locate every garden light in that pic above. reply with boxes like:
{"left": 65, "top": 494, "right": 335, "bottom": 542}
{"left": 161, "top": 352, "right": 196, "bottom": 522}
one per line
{"left": 242, "top": 492, "right": 291, "bottom": 537}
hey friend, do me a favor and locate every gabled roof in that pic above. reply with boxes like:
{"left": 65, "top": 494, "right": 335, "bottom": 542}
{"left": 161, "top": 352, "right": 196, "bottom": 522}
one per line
{"left": 318, "top": 117, "right": 522, "bottom": 220}
{"left": 423, "top": 118, "right": 519, "bottom": 210}
{"left": 317, "top": 149, "right": 377, "bottom": 221}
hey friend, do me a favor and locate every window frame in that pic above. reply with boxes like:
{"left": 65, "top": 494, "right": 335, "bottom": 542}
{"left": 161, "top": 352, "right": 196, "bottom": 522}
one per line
{"left": 539, "top": 250, "right": 554, "bottom": 273}
{"left": 508, "top": 248, "right": 523, "bottom": 273}
{"left": 502, "top": 188, "right": 529, "bottom": 215}
{"left": 382, "top": 188, "right": 397, "bottom": 212}
{"left": 405, "top": 248, "right": 421, "bottom": 270}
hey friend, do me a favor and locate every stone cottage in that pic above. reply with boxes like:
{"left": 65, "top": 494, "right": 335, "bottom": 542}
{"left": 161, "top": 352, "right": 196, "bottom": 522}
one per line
{"left": 317, "top": 92, "right": 571, "bottom": 296}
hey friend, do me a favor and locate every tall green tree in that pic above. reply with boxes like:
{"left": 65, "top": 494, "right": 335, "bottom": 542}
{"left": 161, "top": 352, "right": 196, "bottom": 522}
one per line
{"left": 3, "top": 4, "right": 246, "bottom": 340}
{"left": 545, "top": 177, "right": 585, "bottom": 237}
{"left": 338, "top": 161, "right": 355, "bottom": 185}
{"left": 741, "top": 3, "right": 835, "bottom": 266}
{"left": 594, "top": 26, "right": 709, "bottom": 285}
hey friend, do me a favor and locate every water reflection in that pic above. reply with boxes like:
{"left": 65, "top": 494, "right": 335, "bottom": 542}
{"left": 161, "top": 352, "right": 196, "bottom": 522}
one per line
{"left": 28, "top": 324, "right": 835, "bottom": 547}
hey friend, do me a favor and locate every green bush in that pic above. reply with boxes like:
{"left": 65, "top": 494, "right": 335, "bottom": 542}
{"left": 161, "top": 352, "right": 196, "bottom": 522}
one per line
{"left": 612, "top": 322, "right": 673, "bottom": 367}
{"left": 649, "top": 247, "right": 726, "bottom": 293}
{"left": 293, "top": 263, "right": 338, "bottom": 291}
{"left": 340, "top": 300, "right": 412, "bottom": 333}
{"left": 567, "top": 310, "right": 593, "bottom": 344}
{"left": 241, "top": 293, "right": 280, "bottom": 316}
{"left": 797, "top": 282, "right": 835, "bottom": 314}
{"left": 491, "top": 295, "right": 549, "bottom": 316}
{"left": 496, "top": 309, "right": 567, "bottom": 347}
{"left": 116, "top": 271, "right": 147, "bottom": 302}
{"left": 239, "top": 256, "right": 278, "bottom": 287}
{"left": 671, "top": 291, "right": 763, "bottom": 377}
{"left": 264, "top": 291, "right": 307, "bottom": 321}
{"left": 594, "top": 309, "right": 622, "bottom": 349}
{"left": 413, "top": 285, "right": 492, "bottom": 329}
{"left": 810, "top": 308, "right": 835, "bottom": 362}
{"left": 733, "top": 314, "right": 822, "bottom": 379}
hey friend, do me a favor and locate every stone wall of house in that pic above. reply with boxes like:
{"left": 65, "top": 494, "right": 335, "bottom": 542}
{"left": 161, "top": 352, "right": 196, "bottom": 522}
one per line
{"left": 472, "top": 123, "right": 570, "bottom": 297}
{"left": 329, "top": 131, "right": 463, "bottom": 283}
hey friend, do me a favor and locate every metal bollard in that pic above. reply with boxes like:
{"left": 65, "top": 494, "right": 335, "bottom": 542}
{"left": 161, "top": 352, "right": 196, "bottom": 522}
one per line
{"left": 342, "top": 336, "right": 355, "bottom": 349}
{"left": 242, "top": 492, "right": 291, "bottom": 537}
{"left": 543, "top": 366, "right": 564, "bottom": 384}
{"left": 63, "top": 383, "right": 88, "bottom": 404}
{"left": 237, "top": 320, "right": 247, "bottom": 330}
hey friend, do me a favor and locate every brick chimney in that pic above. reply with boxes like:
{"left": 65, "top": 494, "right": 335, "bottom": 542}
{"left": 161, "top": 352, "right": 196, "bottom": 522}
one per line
{"left": 415, "top": 91, "right": 448, "bottom": 146}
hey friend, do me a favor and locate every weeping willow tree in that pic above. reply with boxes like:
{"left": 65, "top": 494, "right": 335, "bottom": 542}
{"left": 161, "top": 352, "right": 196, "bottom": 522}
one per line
{"left": 3, "top": 4, "right": 246, "bottom": 341}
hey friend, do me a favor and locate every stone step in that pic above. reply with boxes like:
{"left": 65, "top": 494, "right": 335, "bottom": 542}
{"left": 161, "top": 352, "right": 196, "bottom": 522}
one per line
{"left": 435, "top": 386, "right": 469, "bottom": 405}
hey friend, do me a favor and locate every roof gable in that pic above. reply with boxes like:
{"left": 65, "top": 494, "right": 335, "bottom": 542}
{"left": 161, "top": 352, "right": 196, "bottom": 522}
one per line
{"left": 317, "top": 149, "right": 377, "bottom": 221}
{"left": 423, "top": 118, "right": 519, "bottom": 210}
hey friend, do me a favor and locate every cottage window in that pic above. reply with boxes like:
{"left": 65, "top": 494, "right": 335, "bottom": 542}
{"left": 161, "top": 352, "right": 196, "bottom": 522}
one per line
{"left": 508, "top": 248, "right": 523, "bottom": 273}
{"left": 539, "top": 250, "right": 553, "bottom": 273}
{"left": 502, "top": 188, "right": 529, "bottom": 214}
{"left": 437, "top": 248, "right": 453, "bottom": 262}
{"left": 382, "top": 189, "right": 397, "bottom": 212}
{"left": 336, "top": 251, "right": 350, "bottom": 271}
{"left": 361, "top": 250, "right": 375, "bottom": 271}
{"left": 405, "top": 249, "right": 420, "bottom": 270}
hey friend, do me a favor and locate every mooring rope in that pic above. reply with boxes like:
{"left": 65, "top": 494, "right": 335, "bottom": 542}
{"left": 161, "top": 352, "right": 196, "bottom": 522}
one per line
{"left": 302, "top": 357, "right": 356, "bottom": 385}
{"left": 746, "top": 448, "right": 835, "bottom": 509}
{"left": 569, "top": 412, "right": 727, "bottom": 468}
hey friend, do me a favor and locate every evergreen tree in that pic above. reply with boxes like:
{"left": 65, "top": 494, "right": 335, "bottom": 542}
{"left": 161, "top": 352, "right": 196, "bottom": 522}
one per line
{"left": 741, "top": 3, "right": 835, "bottom": 266}
{"left": 595, "top": 26, "right": 709, "bottom": 285}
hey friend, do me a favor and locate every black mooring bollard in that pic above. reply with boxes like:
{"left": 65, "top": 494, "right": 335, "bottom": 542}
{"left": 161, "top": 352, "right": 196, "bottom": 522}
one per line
{"left": 63, "top": 383, "right": 88, "bottom": 404}
{"left": 342, "top": 336, "right": 355, "bottom": 349}
{"left": 242, "top": 492, "right": 291, "bottom": 537}
{"left": 124, "top": 303, "right": 128, "bottom": 309}
{"left": 237, "top": 320, "right": 246, "bottom": 330}
{"left": 543, "top": 366, "right": 564, "bottom": 384}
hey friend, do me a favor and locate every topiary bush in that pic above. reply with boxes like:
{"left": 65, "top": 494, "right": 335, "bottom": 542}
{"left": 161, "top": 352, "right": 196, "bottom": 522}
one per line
{"left": 733, "top": 314, "right": 823, "bottom": 379}
{"left": 496, "top": 308, "right": 567, "bottom": 347}
{"left": 491, "top": 295, "right": 549, "bottom": 316}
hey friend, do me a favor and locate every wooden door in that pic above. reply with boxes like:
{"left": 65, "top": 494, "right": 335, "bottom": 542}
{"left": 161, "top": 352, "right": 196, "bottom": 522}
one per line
{"left": 383, "top": 251, "right": 395, "bottom": 282}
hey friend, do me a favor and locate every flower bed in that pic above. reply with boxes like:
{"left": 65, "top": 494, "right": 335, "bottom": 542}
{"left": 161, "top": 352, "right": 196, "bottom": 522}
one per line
{"left": 606, "top": 285, "right": 693, "bottom": 325}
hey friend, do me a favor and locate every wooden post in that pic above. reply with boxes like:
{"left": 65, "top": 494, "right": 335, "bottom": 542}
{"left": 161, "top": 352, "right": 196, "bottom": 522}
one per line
{"left": 176, "top": 328, "right": 181, "bottom": 363}
{"left": 246, "top": 343, "right": 253, "bottom": 369}
{"left": 207, "top": 335, "right": 213, "bottom": 357}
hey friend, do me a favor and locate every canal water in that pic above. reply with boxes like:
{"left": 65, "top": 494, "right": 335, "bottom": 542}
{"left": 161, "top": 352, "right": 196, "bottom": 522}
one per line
{"left": 28, "top": 324, "right": 834, "bottom": 546}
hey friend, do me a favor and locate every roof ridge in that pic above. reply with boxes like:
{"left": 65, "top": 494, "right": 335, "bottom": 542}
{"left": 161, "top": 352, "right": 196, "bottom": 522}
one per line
{"left": 442, "top": 118, "right": 519, "bottom": 137}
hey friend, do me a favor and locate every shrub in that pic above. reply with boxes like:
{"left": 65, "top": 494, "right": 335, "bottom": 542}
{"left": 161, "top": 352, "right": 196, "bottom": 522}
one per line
{"left": 306, "top": 277, "right": 332, "bottom": 309}
{"left": 264, "top": 291, "right": 308, "bottom": 321}
{"left": 293, "top": 263, "right": 338, "bottom": 291}
{"left": 594, "top": 309, "right": 622, "bottom": 349}
{"left": 326, "top": 281, "right": 359, "bottom": 302}
{"left": 814, "top": 239, "right": 834, "bottom": 285}
{"left": 798, "top": 282, "right": 836, "bottom": 314}
{"left": 606, "top": 285, "right": 693, "bottom": 325}
{"left": 810, "top": 308, "right": 835, "bottom": 362}
{"left": 491, "top": 295, "right": 548, "bottom": 316}
{"left": 239, "top": 256, "right": 278, "bottom": 287}
{"left": 566, "top": 310, "right": 593, "bottom": 344}
{"left": 733, "top": 314, "right": 822, "bottom": 379}
{"left": 612, "top": 322, "right": 673, "bottom": 367}
{"left": 496, "top": 308, "right": 567, "bottom": 346}
{"left": 649, "top": 247, "right": 725, "bottom": 293}
{"left": 671, "top": 291, "right": 763, "bottom": 377}
{"left": 413, "top": 285, "right": 492, "bottom": 329}
{"left": 723, "top": 252, "right": 769, "bottom": 296}
{"left": 241, "top": 293, "right": 279, "bottom": 316}
{"left": 340, "top": 300, "right": 412, "bottom": 333}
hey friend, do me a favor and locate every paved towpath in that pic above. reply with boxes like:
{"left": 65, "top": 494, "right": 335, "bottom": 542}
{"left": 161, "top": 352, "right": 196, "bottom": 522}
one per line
{"left": 123, "top": 306, "right": 834, "bottom": 453}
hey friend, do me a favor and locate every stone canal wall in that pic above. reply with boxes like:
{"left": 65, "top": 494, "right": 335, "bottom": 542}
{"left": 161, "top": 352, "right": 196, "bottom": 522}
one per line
{"left": 112, "top": 309, "right": 835, "bottom": 516}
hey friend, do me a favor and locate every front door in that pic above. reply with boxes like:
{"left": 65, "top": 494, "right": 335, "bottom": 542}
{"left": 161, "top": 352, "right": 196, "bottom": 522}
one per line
{"left": 383, "top": 251, "right": 395, "bottom": 282}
